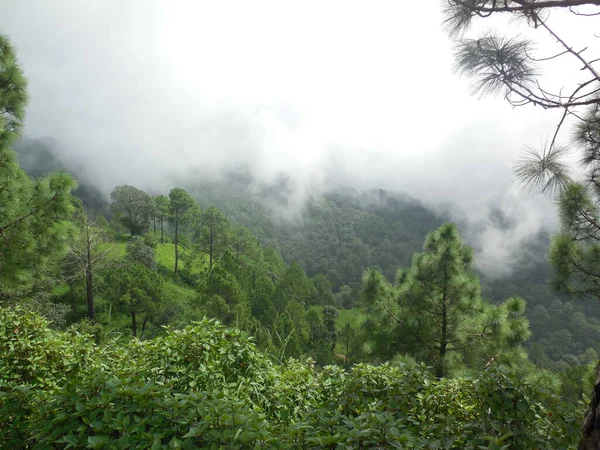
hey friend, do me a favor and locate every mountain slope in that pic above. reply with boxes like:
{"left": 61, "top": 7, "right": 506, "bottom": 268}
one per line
{"left": 15, "top": 138, "right": 600, "bottom": 369}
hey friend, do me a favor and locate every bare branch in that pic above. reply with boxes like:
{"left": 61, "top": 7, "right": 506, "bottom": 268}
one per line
{"left": 525, "top": 46, "right": 570, "bottom": 61}
{"left": 453, "top": 0, "right": 600, "bottom": 15}
{"left": 537, "top": 18, "right": 600, "bottom": 81}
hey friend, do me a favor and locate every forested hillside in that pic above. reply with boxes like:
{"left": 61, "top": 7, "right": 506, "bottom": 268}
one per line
{"left": 14, "top": 138, "right": 600, "bottom": 371}
{"left": 202, "top": 180, "right": 600, "bottom": 371}
{"left": 188, "top": 176, "right": 443, "bottom": 289}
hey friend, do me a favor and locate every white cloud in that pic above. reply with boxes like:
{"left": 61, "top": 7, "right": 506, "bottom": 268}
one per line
{"left": 0, "top": 0, "right": 592, "bottom": 276}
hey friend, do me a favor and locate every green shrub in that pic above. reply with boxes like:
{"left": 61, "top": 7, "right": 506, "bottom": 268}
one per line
{"left": 0, "top": 306, "right": 98, "bottom": 388}
{"left": 124, "top": 319, "right": 275, "bottom": 396}
{"left": 0, "top": 306, "right": 583, "bottom": 449}
{"left": 0, "top": 306, "right": 105, "bottom": 446}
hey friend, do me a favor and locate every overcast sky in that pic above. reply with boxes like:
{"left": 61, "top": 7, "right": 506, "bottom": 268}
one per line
{"left": 1, "top": 0, "right": 598, "bottom": 276}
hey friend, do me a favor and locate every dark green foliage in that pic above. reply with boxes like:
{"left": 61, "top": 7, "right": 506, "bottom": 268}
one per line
{"left": 311, "top": 274, "right": 334, "bottom": 306}
{"left": 549, "top": 182, "right": 600, "bottom": 299}
{"left": 142, "top": 231, "right": 159, "bottom": 249}
{"left": 102, "top": 262, "right": 165, "bottom": 337}
{"left": 198, "top": 205, "right": 230, "bottom": 269}
{"left": 179, "top": 175, "right": 596, "bottom": 367}
{"left": 153, "top": 195, "right": 170, "bottom": 244}
{"left": 0, "top": 278, "right": 71, "bottom": 329}
{"left": 483, "top": 235, "right": 600, "bottom": 370}
{"left": 322, "top": 305, "right": 337, "bottom": 347}
{"left": 168, "top": 188, "right": 196, "bottom": 277}
{"left": 126, "top": 236, "right": 157, "bottom": 271}
{"left": 110, "top": 185, "right": 154, "bottom": 236}
{"left": 0, "top": 34, "right": 27, "bottom": 147}
{"left": 189, "top": 179, "right": 442, "bottom": 291}
{"left": 0, "top": 35, "right": 76, "bottom": 291}
{"left": 306, "top": 306, "right": 338, "bottom": 365}
{"left": 339, "top": 323, "right": 361, "bottom": 365}
{"left": 27, "top": 286, "right": 71, "bottom": 329}
{"left": 363, "top": 223, "right": 531, "bottom": 377}
{"left": 334, "top": 284, "right": 358, "bottom": 309}
{"left": 196, "top": 252, "right": 246, "bottom": 326}
{"left": 275, "top": 262, "right": 318, "bottom": 311}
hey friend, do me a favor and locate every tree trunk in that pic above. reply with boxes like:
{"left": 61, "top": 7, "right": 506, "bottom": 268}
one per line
{"left": 85, "top": 222, "right": 95, "bottom": 321}
{"left": 224, "top": 280, "right": 232, "bottom": 326}
{"left": 160, "top": 218, "right": 164, "bottom": 244}
{"left": 437, "top": 297, "right": 448, "bottom": 379}
{"left": 580, "top": 364, "right": 600, "bottom": 449}
{"left": 85, "top": 269, "right": 95, "bottom": 321}
{"left": 209, "top": 228, "right": 214, "bottom": 270}
{"left": 345, "top": 336, "right": 349, "bottom": 365}
{"left": 141, "top": 314, "right": 148, "bottom": 338}
{"left": 131, "top": 310, "right": 137, "bottom": 337}
{"left": 153, "top": 216, "right": 156, "bottom": 233}
{"left": 436, "top": 269, "right": 450, "bottom": 379}
{"left": 174, "top": 214, "right": 179, "bottom": 277}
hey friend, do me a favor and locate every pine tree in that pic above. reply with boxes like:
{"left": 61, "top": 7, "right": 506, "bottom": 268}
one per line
{"left": 103, "top": 262, "right": 164, "bottom": 337}
{"left": 399, "top": 223, "right": 481, "bottom": 377}
{"left": 362, "top": 223, "right": 530, "bottom": 377}
{"left": 153, "top": 194, "right": 170, "bottom": 244}
{"left": 64, "top": 209, "right": 113, "bottom": 321}
{"left": 168, "top": 188, "right": 195, "bottom": 278}
{"left": 0, "top": 35, "right": 76, "bottom": 292}
{"left": 199, "top": 206, "right": 230, "bottom": 270}
{"left": 109, "top": 185, "right": 153, "bottom": 236}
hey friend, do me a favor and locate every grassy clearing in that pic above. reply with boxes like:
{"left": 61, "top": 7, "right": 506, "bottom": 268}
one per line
{"left": 52, "top": 240, "right": 202, "bottom": 325}
{"left": 336, "top": 308, "right": 367, "bottom": 331}
{"left": 334, "top": 308, "right": 368, "bottom": 358}
{"left": 164, "top": 279, "right": 196, "bottom": 302}
{"left": 97, "top": 242, "right": 126, "bottom": 260}
{"left": 156, "top": 243, "right": 176, "bottom": 272}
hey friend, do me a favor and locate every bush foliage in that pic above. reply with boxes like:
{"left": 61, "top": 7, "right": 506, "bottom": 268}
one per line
{"left": 0, "top": 306, "right": 582, "bottom": 449}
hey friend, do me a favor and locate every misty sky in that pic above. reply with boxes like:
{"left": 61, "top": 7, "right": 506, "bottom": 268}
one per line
{"left": 1, "top": 1, "right": 597, "bottom": 276}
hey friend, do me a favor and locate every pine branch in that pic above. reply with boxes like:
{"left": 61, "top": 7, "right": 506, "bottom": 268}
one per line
{"left": 0, "top": 192, "right": 59, "bottom": 235}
